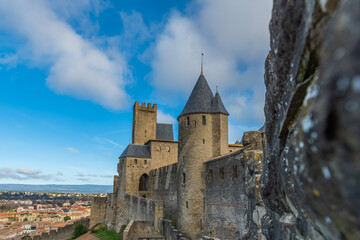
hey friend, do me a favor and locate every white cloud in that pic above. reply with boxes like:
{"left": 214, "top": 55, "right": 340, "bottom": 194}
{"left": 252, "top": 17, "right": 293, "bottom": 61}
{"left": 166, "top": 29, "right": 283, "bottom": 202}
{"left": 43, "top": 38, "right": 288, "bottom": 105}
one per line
{"left": 0, "top": 0, "right": 130, "bottom": 110}
{"left": 157, "top": 110, "right": 177, "bottom": 124}
{"left": 66, "top": 147, "right": 79, "bottom": 153}
{"left": 0, "top": 167, "right": 57, "bottom": 181}
{"left": 16, "top": 168, "right": 41, "bottom": 175}
{"left": 0, "top": 53, "right": 18, "bottom": 67}
{"left": 151, "top": 0, "right": 272, "bottom": 128}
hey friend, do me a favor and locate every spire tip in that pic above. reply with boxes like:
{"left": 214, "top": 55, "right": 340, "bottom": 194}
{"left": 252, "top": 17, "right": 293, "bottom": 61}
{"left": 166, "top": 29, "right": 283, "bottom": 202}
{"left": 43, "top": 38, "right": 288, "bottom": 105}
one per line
{"left": 201, "top": 52, "right": 204, "bottom": 75}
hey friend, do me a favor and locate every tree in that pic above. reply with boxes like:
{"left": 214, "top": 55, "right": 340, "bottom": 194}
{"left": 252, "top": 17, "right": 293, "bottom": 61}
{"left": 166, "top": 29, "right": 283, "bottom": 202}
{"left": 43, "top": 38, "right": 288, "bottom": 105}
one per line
{"left": 64, "top": 216, "right": 71, "bottom": 221}
{"left": 23, "top": 218, "right": 28, "bottom": 222}
{"left": 72, "top": 223, "right": 87, "bottom": 238}
{"left": 21, "top": 236, "right": 31, "bottom": 240}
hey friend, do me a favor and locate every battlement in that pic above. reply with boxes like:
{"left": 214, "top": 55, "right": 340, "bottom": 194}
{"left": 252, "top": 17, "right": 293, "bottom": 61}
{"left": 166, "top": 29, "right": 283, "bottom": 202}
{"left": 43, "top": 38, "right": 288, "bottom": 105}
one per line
{"left": 132, "top": 101, "right": 157, "bottom": 145}
{"left": 134, "top": 101, "right": 157, "bottom": 111}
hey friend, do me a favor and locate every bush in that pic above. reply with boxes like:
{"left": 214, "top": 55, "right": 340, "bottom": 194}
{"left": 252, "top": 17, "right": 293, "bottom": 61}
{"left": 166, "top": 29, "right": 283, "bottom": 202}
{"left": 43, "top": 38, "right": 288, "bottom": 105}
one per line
{"left": 72, "top": 223, "right": 88, "bottom": 239}
{"left": 119, "top": 225, "right": 127, "bottom": 233}
{"left": 64, "top": 216, "right": 71, "bottom": 221}
{"left": 93, "top": 226, "right": 123, "bottom": 240}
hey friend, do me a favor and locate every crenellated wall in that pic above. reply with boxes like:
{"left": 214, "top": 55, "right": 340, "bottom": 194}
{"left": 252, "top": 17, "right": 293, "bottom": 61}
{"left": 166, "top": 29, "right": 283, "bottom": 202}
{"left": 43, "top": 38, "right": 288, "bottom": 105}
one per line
{"left": 132, "top": 102, "right": 157, "bottom": 145}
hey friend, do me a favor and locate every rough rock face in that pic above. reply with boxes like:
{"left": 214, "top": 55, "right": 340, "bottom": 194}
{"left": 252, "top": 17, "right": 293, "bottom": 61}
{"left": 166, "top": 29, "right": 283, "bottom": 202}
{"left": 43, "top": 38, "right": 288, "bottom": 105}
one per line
{"left": 261, "top": 0, "right": 360, "bottom": 239}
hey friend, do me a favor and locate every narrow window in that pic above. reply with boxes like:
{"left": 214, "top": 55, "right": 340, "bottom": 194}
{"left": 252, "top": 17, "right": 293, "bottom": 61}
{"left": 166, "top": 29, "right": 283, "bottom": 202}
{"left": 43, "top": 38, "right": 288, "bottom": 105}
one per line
{"left": 186, "top": 201, "right": 188, "bottom": 208}
{"left": 156, "top": 145, "right": 161, "bottom": 152}
{"left": 207, "top": 169, "right": 213, "bottom": 182}
{"left": 232, "top": 165, "right": 238, "bottom": 179}
{"left": 203, "top": 139, "right": 205, "bottom": 144}
{"left": 182, "top": 172, "right": 186, "bottom": 184}
{"left": 219, "top": 167, "right": 225, "bottom": 180}
{"left": 193, "top": 121, "right": 196, "bottom": 127}
{"left": 144, "top": 160, "right": 147, "bottom": 165}
{"left": 187, "top": 116, "right": 190, "bottom": 126}
{"left": 134, "top": 159, "right": 137, "bottom": 164}
{"left": 202, "top": 116, "right": 206, "bottom": 125}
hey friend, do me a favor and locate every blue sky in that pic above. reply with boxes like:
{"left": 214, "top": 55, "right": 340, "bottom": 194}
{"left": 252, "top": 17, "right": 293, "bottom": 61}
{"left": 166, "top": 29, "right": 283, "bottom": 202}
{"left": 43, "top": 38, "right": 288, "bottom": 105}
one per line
{"left": 0, "top": 0, "right": 272, "bottom": 185}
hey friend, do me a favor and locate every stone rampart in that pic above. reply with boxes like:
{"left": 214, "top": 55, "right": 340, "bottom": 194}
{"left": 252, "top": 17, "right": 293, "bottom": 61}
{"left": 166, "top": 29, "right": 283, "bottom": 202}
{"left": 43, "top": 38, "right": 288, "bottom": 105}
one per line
{"left": 150, "top": 163, "right": 178, "bottom": 221}
{"left": 204, "top": 150, "right": 247, "bottom": 239}
{"left": 90, "top": 196, "right": 107, "bottom": 228}
{"left": 104, "top": 193, "right": 164, "bottom": 233}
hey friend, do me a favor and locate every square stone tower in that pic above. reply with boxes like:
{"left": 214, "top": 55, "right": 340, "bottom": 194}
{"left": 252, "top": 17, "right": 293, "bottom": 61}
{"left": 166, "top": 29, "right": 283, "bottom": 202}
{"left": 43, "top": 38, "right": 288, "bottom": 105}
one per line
{"left": 132, "top": 102, "right": 157, "bottom": 144}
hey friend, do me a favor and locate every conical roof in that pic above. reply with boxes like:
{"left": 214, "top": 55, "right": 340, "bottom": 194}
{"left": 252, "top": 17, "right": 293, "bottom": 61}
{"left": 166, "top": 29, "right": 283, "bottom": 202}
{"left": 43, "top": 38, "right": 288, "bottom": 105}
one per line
{"left": 211, "top": 92, "right": 229, "bottom": 115}
{"left": 178, "top": 73, "right": 229, "bottom": 118}
{"left": 178, "top": 74, "right": 214, "bottom": 118}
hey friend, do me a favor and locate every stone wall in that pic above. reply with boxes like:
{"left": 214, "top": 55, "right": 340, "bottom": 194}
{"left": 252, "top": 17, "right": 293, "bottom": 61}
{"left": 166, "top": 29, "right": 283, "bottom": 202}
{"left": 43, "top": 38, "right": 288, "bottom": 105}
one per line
{"left": 123, "top": 220, "right": 156, "bottom": 240}
{"left": 123, "top": 157, "right": 151, "bottom": 196}
{"left": 204, "top": 151, "right": 247, "bottom": 239}
{"left": 262, "top": 0, "right": 360, "bottom": 239}
{"left": 148, "top": 140, "right": 178, "bottom": 170}
{"left": 104, "top": 193, "right": 164, "bottom": 233}
{"left": 159, "top": 219, "right": 190, "bottom": 240}
{"left": 90, "top": 197, "right": 107, "bottom": 228}
{"left": 204, "top": 145, "right": 264, "bottom": 240}
{"left": 150, "top": 163, "right": 178, "bottom": 221}
{"left": 34, "top": 218, "right": 90, "bottom": 240}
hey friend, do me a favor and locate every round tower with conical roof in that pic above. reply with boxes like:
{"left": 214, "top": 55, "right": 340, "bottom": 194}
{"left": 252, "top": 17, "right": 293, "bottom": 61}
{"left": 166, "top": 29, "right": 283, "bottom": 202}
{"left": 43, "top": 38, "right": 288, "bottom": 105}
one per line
{"left": 177, "top": 71, "right": 229, "bottom": 238}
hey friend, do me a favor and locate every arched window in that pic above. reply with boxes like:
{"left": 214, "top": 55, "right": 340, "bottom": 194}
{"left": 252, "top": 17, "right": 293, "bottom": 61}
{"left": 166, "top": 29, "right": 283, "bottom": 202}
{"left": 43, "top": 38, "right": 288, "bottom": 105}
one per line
{"left": 193, "top": 121, "right": 196, "bottom": 127}
{"left": 187, "top": 116, "right": 190, "bottom": 126}
{"left": 134, "top": 159, "right": 137, "bottom": 164}
{"left": 203, "top": 139, "right": 205, "bottom": 144}
{"left": 144, "top": 160, "right": 147, "bottom": 165}
{"left": 139, "top": 173, "right": 149, "bottom": 191}
{"left": 182, "top": 172, "right": 186, "bottom": 184}
{"left": 202, "top": 116, "right": 206, "bottom": 125}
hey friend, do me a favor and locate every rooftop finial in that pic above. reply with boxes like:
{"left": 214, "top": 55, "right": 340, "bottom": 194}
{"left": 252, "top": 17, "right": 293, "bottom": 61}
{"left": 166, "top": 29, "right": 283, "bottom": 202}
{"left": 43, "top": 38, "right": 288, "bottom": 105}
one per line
{"left": 201, "top": 52, "right": 204, "bottom": 75}
{"left": 216, "top": 86, "right": 218, "bottom": 93}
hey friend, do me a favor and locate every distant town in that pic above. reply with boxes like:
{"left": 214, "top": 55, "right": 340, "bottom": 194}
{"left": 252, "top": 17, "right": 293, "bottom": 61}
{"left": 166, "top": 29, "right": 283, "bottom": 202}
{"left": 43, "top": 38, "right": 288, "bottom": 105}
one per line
{"left": 0, "top": 191, "right": 105, "bottom": 239}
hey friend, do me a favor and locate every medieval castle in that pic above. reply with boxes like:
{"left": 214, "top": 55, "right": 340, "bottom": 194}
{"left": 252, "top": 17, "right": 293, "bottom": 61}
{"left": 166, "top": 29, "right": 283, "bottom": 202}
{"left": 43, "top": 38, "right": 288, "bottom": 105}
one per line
{"left": 90, "top": 70, "right": 265, "bottom": 239}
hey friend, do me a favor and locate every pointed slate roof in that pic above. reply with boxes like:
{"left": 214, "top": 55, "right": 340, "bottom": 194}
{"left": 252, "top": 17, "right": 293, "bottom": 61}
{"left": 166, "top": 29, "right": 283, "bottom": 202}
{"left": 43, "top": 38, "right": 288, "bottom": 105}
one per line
{"left": 211, "top": 92, "right": 229, "bottom": 115}
{"left": 179, "top": 74, "right": 214, "bottom": 118}
{"left": 178, "top": 73, "right": 229, "bottom": 118}
{"left": 120, "top": 144, "right": 151, "bottom": 158}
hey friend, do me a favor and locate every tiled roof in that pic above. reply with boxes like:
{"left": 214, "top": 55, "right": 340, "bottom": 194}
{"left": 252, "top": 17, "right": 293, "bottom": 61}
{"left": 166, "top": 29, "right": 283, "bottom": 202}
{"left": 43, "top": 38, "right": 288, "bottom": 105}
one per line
{"left": 119, "top": 144, "right": 151, "bottom": 158}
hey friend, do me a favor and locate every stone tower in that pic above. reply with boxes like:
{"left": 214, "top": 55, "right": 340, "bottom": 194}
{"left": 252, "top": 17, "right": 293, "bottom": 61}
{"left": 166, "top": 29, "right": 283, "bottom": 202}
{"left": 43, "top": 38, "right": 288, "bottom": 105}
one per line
{"left": 177, "top": 72, "right": 229, "bottom": 238}
{"left": 132, "top": 102, "right": 157, "bottom": 144}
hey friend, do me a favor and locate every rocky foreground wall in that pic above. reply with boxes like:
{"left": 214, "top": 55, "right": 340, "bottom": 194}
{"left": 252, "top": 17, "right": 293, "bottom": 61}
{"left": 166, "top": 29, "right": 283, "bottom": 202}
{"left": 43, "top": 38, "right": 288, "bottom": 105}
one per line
{"left": 261, "top": 0, "right": 359, "bottom": 239}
